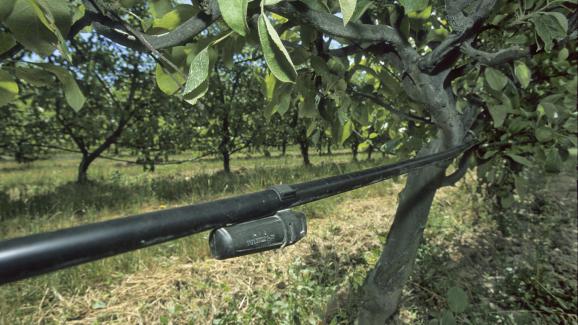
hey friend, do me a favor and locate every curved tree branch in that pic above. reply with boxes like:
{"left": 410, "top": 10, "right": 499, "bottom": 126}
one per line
{"left": 418, "top": 0, "right": 498, "bottom": 73}
{"left": 350, "top": 90, "right": 433, "bottom": 125}
{"left": 461, "top": 41, "right": 530, "bottom": 66}
{"left": 267, "top": 1, "right": 415, "bottom": 60}
{"left": 84, "top": 0, "right": 221, "bottom": 51}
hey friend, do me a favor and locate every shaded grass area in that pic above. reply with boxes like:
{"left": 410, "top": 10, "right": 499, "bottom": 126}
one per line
{"left": 0, "top": 149, "right": 386, "bottom": 323}
{"left": 0, "top": 151, "right": 576, "bottom": 324}
{"left": 0, "top": 148, "right": 362, "bottom": 232}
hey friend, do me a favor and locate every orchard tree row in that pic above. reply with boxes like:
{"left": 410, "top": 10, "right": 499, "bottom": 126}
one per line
{"left": 0, "top": 32, "right": 396, "bottom": 181}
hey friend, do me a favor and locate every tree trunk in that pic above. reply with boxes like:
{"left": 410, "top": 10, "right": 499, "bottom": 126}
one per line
{"left": 220, "top": 110, "right": 231, "bottom": 173}
{"left": 351, "top": 138, "right": 359, "bottom": 162}
{"left": 281, "top": 137, "right": 287, "bottom": 156}
{"left": 367, "top": 144, "right": 374, "bottom": 160}
{"left": 299, "top": 140, "right": 311, "bottom": 166}
{"left": 357, "top": 67, "right": 471, "bottom": 322}
{"left": 357, "top": 139, "right": 449, "bottom": 323}
{"left": 327, "top": 141, "right": 332, "bottom": 155}
{"left": 222, "top": 150, "right": 230, "bottom": 173}
{"left": 77, "top": 154, "right": 94, "bottom": 184}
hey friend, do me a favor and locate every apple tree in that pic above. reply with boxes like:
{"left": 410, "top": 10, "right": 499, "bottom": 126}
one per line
{"left": 0, "top": 0, "right": 575, "bottom": 322}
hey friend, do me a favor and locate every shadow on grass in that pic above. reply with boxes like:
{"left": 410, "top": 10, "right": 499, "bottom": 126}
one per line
{"left": 403, "top": 179, "right": 577, "bottom": 324}
{"left": 0, "top": 159, "right": 381, "bottom": 222}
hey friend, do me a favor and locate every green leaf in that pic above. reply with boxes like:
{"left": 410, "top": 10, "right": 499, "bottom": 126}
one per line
{"left": 548, "top": 12, "right": 568, "bottom": 34}
{"left": 447, "top": 287, "right": 469, "bottom": 314}
{"left": 349, "top": 0, "right": 373, "bottom": 23}
{"left": 399, "top": 0, "right": 429, "bottom": 13}
{"left": 155, "top": 64, "right": 184, "bottom": 95}
{"left": 358, "top": 142, "right": 370, "bottom": 152}
{"left": 534, "top": 127, "right": 554, "bottom": 143}
{"left": 182, "top": 47, "right": 210, "bottom": 105}
{"left": 484, "top": 67, "right": 508, "bottom": 91}
{"left": 506, "top": 153, "right": 533, "bottom": 167}
{"left": 299, "top": 95, "right": 318, "bottom": 118}
{"left": 558, "top": 48, "right": 569, "bottom": 61}
{"left": 258, "top": 14, "right": 297, "bottom": 83}
{"left": 440, "top": 310, "right": 456, "bottom": 325}
{"left": 514, "top": 61, "right": 531, "bottom": 89}
{"left": 340, "top": 119, "right": 353, "bottom": 144}
{"left": 152, "top": 5, "right": 197, "bottom": 31}
{"left": 276, "top": 91, "right": 291, "bottom": 115}
{"left": 15, "top": 66, "right": 54, "bottom": 86}
{"left": 0, "top": 32, "right": 16, "bottom": 55}
{"left": 120, "top": 0, "right": 137, "bottom": 8}
{"left": 338, "top": 0, "right": 356, "bottom": 26}
{"left": 28, "top": 0, "right": 72, "bottom": 61}
{"left": 38, "top": 63, "right": 85, "bottom": 111}
{"left": 2, "top": 0, "right": 72, "bottom": 57}
{"left": 0, "top": 0, "right": 15, "bottom": 21}
{"left": 544, "top": 148, "right": 561, "bottom": 173}
{"left": 264, "top": 72, "right": 277, "bottom": 101}
{"left": 149, "top": 0, "right": 173, "bottom": 18}
{"left": 183, "top": 79, "right": 208, "bottom": 106}
{"left": 407, "top": 5, "right": 432, "bottom": 19}
{"left": 217, "top": 0, "right": 248, "bottom": 36}
{"left": 300, "top": 0, "right": 329, "bottom": 11}
{"left": 487, "top": 104, "right": 509, "bottom": 128}
{"left": 531, "top": 12, "right": 568, "bottom": 52}
{"left": 426, "top": 28, "right": 449, "bottom": 44}
{"left": 563, "top": 117, "right": 577, "bottom": 133}
{"left": 0, "top": 69, "right": 19, "bottom": 107}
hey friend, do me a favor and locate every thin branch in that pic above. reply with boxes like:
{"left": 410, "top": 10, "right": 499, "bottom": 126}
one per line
{"left": 70, "top": 40, "right": 124, "bottom": 111}
{"left": 350, "top": 90, "right": 433, "bottom": 125}
{"left": 418, "top": 0, "right": 498, "bottom": 73}
{"left": 83, "top": 0, "right": 220, "bottom": 51}
{"left": 267, "top": 2, "right": 411, "bottom": 53}
{"left": 461, "top": 41, "right": 530, "bottom": 66}
{"left": 86, "top": 0, "right": 183, "bottom": 75}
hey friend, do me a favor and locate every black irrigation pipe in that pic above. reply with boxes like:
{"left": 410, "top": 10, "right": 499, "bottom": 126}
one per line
{"left": 0, "top": 142, "right": 476, "bottom": 285}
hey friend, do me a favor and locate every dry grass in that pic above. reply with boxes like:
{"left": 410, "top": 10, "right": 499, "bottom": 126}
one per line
{"left": 23, "top": 186, "right": 402, "bottom": 324}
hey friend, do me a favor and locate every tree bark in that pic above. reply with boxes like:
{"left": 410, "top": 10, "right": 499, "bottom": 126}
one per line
{"left": 351, "top": 137, "right": 359, "bottom": 162}
{"left": 77, "top": 154, "right": 91, "bottom": 184}
{"left": 220, "top": 110, "right": 231, "bottom": 173}
{"left": 357, "top": 138, "right": 450, "bottom": 323}
{"left": 281, "top": 138, "right": 287, "bottom": 156}
{"left": 357, "top": 65, "right": 472, "bottom": 322}
{"left": 76, "top": 153, "right": 100, "bottom": 184}
{"left": 298, "top": 140, "right": 311, "bottom": 166}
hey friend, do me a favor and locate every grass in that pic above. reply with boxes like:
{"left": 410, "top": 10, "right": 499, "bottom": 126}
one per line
{"left": 0, "top": 147, "right": 576, "bottom": 324}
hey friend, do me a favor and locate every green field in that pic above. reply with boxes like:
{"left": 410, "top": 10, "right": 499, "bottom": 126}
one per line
{"left": 0, "top": 149, "right": 576, "bottom": 324}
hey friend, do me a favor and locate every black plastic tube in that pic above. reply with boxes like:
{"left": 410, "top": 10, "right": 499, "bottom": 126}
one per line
{"left": 0, "top": 142, "right": 474, "bottom": 285}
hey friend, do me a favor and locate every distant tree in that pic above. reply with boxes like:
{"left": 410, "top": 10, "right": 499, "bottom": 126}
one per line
{"left": 183, "top": 53, "right": 265, "bottom": 173}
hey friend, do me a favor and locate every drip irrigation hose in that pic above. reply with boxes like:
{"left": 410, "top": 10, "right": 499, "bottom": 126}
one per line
{"left": 0, "top": 142, "right": 476, "bottom": 285}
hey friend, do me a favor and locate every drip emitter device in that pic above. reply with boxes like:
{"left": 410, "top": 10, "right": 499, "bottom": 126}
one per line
{"left": 209, "top": 210, "right": 307, "bottom": 259}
